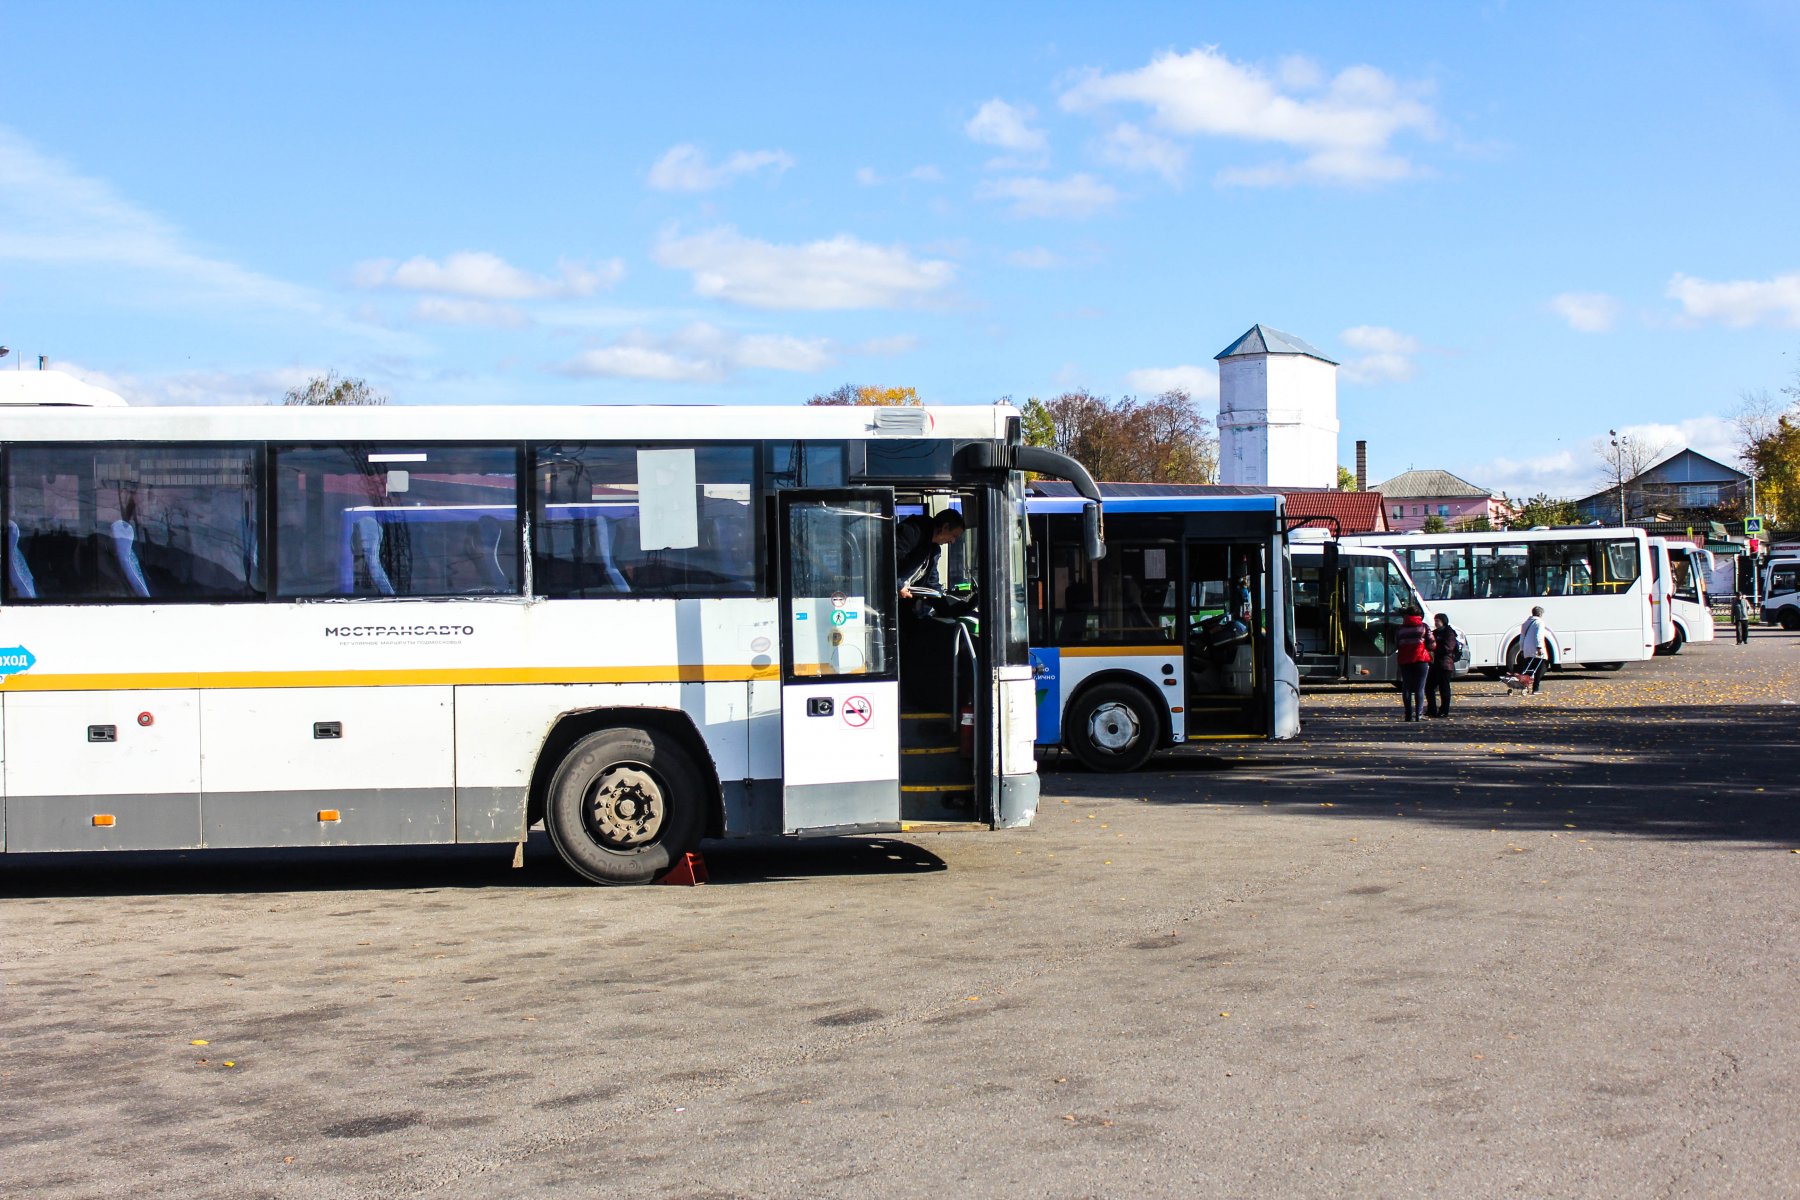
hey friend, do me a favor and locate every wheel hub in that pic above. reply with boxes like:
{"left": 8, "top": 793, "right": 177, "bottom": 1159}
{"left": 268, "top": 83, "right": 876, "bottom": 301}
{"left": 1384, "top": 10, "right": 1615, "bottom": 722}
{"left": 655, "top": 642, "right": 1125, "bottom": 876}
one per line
{"left": 1087, "top": 701, "right": 1141, "bottom": 753}
{"left": 587, "top": 765, "right": 665, "bottom": 848}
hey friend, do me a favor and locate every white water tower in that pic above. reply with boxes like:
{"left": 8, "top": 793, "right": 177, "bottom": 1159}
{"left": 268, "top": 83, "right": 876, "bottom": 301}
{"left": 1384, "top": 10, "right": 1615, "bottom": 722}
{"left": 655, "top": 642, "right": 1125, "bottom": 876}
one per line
{"left": 1214, "top": 324, "right": 1339, "bottom": 488}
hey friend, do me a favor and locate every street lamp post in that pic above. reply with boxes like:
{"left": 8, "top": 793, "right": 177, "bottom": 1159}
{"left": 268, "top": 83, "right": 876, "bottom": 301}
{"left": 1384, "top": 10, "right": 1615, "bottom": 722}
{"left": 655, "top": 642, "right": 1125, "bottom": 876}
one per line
{"left": 1608, "top": 429, "right": 1628, "bottom": 526}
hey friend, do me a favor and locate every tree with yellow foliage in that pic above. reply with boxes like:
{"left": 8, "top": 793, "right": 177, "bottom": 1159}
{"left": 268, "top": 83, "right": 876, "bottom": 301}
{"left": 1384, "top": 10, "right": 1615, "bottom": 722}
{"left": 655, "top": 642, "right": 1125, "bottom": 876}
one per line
{"left": 805, "top": 384, "right": 922, "bottom": 406}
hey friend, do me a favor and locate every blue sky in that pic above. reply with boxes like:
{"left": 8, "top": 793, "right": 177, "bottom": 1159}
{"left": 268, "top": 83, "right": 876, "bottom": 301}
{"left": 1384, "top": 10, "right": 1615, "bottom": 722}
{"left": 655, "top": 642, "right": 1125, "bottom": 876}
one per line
{"left": 2, "top": 1, "right": 1797, "bottom": 499}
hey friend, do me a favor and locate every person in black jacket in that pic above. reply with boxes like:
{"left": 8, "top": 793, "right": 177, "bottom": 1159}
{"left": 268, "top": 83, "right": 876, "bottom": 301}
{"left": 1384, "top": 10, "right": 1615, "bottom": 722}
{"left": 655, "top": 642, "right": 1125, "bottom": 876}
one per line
{"left": 896, "top": 510, "right": 965, "bottom": 598}
{"left": 1426, "top": 612, "right": 1461, "bottom": 718}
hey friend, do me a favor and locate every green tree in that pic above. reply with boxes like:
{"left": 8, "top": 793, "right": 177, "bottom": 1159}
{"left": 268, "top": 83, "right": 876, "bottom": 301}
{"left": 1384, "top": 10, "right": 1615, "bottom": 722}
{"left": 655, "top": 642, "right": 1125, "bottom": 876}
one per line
{"left": 1508, "top": 493, "right": 1578, "bottom": 528}
{"left": 1453, "top": 516, "right": 1492, "bottom": 532}
{"left": 1337, "top": 465, "right": 1358, "bottom": 491}
{"left": 1020, "top": 397, "right": 1056, "bottom": 448}
{"left": 1421, "top": 514, "right": 1447, "bottom": 533}
{"left": 283, "top": 372, "right": 387, "bottom": 406}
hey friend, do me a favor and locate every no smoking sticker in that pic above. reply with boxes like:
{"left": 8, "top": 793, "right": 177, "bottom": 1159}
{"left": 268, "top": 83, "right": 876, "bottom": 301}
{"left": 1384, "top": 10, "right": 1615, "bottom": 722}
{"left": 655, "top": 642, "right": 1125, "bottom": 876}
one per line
{"left": 842, "top": 696, "right": 873, "bottom": 727}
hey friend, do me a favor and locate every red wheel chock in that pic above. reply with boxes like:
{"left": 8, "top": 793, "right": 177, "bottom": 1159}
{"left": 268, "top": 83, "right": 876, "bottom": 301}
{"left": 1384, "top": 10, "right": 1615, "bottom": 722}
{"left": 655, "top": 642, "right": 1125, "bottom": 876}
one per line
{"left": 657, "top": 852, "right": 709, "bottom": 886}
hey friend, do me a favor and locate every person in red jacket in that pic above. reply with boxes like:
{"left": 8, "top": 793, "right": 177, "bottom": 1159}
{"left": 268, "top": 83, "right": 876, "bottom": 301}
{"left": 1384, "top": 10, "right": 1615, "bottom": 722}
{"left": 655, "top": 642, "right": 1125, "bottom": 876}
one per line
{"left": 1394, "top": 608, "right": 1436, "bottom": 722}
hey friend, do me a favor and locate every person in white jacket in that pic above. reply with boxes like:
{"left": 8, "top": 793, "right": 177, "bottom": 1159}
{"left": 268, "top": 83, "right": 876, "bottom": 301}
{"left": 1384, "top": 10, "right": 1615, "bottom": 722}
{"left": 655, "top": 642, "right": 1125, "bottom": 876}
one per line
{"left": 1518, "top": 606, "right": 1551, "bottom": 693}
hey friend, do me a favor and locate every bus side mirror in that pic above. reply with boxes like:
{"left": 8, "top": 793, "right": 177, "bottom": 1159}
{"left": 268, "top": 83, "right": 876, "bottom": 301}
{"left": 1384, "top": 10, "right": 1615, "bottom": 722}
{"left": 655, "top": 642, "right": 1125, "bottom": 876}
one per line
{"left": 1321, "top": 542, "right": 1339, "bottom": 592}
{"left": 1083, "top": 502, "right": 1106, "bottom": 561}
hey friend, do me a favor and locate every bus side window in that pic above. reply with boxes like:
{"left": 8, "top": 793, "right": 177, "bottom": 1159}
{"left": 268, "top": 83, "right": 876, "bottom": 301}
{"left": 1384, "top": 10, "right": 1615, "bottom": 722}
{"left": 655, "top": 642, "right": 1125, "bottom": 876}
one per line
{"left": 274, "top": 444, "right": 519, "bottom": 599}
{"left": 5, "top": 445, "right": 264, "bottom": 603}
{"left": 532, "top": 443, "right": 757, "bottom": 599}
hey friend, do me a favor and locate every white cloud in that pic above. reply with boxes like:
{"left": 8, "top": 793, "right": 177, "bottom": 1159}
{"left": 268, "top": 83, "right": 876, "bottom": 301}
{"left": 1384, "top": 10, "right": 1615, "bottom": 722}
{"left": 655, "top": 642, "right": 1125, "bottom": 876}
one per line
{"left": 854, "top": 334, "right": 921, "bottom": 357}
{"left": 856, "top": 164, "right": 944, "bottom": 186}
{"left": 1605, "top": 418, "right": 1741, "bottom": 470}
{"left": 1548, "top": 291, "right": 1620, "bottom": 333}
{"left": 1124, "top": 364, "right": 1219, "bottom": 402}
{"left": 413, "top": 297, "right": 529, "bottom": 328}
{"left": 353, "top": 251, "right": 623, "bottom": 300}
{"left": 54, "top": 360, "right": 323, "bottom": 406}
{"left": 1337, "top": 325, "right": 1420, "bottom": 384}
{"left": 1467, "top": 416, "right": 1742, "bottom": 499}
{"left": 556, "top": 323, "right": 834, "bottom": 383}
{"left": 1100, "top": 122, "right": 1186, "bottom": 184}
{"left": 653, "top": 226, "right": 956, "bottom": 310}
{"left": 0, "top": 127, "right": 387, "bottom": 337}
{"left": 965, "top": 99, "right": 1048, "bottom": 153}
{"left": 646, "top": 143, "right": 794, "bottom": 192}
{"left": 977, "top": 174, "right": 1118, "bottom": 219}
{"left": 1666, "top": 271, "right": 1800, "bottom": 328}
{"left": 1464, "top": 450, "right": 1584, "bottom": 501}
{"left": 1060, "top": 47, "right": 1439, "bottom": 187}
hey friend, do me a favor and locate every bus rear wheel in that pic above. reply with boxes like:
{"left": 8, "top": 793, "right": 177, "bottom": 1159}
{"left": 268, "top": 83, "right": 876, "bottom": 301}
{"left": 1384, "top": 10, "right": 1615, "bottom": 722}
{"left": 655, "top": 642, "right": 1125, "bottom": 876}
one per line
{"left": 1781, "top": 608, "right": 1800, "bottom": 631}
{"left": 1066, "top": 683, "right": 1160, "bottom": 773}
{"left": 545, "top": 727, "right": 704, "bottom": 885}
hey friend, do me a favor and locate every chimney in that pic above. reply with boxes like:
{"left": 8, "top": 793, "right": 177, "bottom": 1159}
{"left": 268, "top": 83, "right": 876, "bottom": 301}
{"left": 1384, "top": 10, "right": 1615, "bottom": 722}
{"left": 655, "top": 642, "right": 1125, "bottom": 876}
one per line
{"left": 1355, "top": 441, "right": 1367, "bottom": 492}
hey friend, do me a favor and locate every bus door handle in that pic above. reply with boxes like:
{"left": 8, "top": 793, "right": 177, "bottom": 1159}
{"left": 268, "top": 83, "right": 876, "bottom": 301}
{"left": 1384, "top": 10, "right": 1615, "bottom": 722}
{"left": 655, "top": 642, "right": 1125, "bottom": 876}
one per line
{"left": 314, "top": 721, "right": 344, "bottom": 739}
{"left": 87, "top": 725, "right": 117, "bottom": 743}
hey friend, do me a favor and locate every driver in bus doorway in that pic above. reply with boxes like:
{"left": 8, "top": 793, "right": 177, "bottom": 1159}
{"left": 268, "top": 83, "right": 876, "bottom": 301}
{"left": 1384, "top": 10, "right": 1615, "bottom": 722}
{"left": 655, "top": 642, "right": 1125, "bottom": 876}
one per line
{"left": 897, "top": 509, "right": 965, "bottom": 599}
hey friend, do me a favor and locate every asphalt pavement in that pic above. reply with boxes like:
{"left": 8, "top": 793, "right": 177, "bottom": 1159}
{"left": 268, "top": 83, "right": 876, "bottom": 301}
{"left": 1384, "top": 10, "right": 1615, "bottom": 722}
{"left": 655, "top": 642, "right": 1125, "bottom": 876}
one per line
{"left": 3, "top": 626, "right": 1797, "bottom": 1199}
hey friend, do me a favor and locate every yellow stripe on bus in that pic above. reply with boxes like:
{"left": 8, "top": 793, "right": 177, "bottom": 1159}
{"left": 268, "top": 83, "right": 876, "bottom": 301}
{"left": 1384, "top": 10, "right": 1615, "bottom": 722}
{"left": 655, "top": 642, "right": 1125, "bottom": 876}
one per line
{"left": 0, "top": 663, "right": 781, "bottom": 692}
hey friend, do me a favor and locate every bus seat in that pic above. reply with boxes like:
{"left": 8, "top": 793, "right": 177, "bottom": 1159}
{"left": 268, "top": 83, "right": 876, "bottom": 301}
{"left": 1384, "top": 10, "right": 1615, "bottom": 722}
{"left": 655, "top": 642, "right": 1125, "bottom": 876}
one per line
{"left": 474, "top": 515, "right": 509, "bottom": 592}
{"left": 109, "top": 520, "right": 152, "bottom": 598}
{"left": 592, "top": 517, "right": 630, "bottom": 593}
{"left": 6, "top": 520, "right": 36, "bottom": 599}
{"left": 1056, "top": 583, "right": 1091, "bottom": 643}
{"left": 354, "top": 517, "right": 396, "bottom": 595}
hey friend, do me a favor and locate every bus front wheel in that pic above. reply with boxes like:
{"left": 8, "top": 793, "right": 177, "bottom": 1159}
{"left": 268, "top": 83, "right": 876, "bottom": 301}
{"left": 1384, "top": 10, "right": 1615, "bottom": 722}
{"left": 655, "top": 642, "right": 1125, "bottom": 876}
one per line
{"left": 1066, "top": 683, "right": 1160, "bottom": 773}
{"left": 545, "top": 727, "right": 704, "bottom": 885}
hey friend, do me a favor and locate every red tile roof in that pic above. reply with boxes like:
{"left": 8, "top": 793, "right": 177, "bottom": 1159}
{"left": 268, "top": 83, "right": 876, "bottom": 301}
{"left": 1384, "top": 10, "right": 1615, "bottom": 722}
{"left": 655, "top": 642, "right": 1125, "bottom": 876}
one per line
{"left": 1280, "top": 490, "right": 1389, "bottom": 533}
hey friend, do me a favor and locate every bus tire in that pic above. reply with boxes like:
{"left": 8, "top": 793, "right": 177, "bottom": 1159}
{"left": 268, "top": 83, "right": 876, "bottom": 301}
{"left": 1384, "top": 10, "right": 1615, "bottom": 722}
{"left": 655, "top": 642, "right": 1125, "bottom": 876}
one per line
{"left": 1065, "top": 683, "right": 1160, "bottom": 773}
{"left": 1781, "top": 608, "right": 1800, "bottom": 632}
{"left": 1664, "top": 628, "right": 1685, "bottom": 655}
{"left": 544, "top": 726, "right": 704, "bottom": 885}
{"left": 1589, "top": 662, "right": 1625, "bottom": 672}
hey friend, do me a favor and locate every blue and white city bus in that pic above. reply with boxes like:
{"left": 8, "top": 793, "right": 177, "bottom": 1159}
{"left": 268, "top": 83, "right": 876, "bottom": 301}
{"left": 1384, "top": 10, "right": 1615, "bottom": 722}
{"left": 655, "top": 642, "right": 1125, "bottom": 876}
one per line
{"left": 1025, "top": 488, "right": 1299, "bottom": 772}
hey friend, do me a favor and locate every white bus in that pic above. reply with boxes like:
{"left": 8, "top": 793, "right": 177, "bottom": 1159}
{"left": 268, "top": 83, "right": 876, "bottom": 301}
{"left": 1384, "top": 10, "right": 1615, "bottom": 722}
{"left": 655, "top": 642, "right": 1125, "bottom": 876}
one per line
{"left": 1347, "top": 528, "right": 1656, "bottom": 673}
{"left": 1289, "top": 539, "right": 1466, "bottom": 683}
{"left": 1648, "top": 536, "right": 1716, "bottom": 654}
{"left": 1025, "top": 491, "right": 1299, "bottom": 771}
{"left": 0, "top": 403, "right": 1104, "bottom": 883}
{"left": 1762, "top": 557, "right": 1800, "bottom": 630}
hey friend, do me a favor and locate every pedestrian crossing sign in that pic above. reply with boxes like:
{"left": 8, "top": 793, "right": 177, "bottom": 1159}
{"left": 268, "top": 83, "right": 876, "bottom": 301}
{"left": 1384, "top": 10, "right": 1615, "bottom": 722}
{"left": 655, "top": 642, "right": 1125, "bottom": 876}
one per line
{"left": 1744, "top": 517, "right": 1763, "bottom": 534}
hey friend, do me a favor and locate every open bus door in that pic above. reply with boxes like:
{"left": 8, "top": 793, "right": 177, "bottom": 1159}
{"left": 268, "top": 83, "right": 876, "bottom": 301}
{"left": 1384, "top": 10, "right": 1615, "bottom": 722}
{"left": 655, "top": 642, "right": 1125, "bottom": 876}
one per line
{"left": 778, "top": 490, "right": 902, "bottom": 832}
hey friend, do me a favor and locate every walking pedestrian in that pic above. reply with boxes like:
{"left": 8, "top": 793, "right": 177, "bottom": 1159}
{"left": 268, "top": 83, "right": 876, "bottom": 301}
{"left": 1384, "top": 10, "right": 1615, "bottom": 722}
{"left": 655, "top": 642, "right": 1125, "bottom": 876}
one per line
{"left": 1426, "top": 612, "right": 1461, "bottom": 718}
{"left": 1518, "top": 605, "right": 1552, "bottom": 693}
{"left": 1733, "top": 592, "right": 1752, "bottom": 644}
{"left": 1395, "top": 607, "right": 1435, "bottom": 721}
